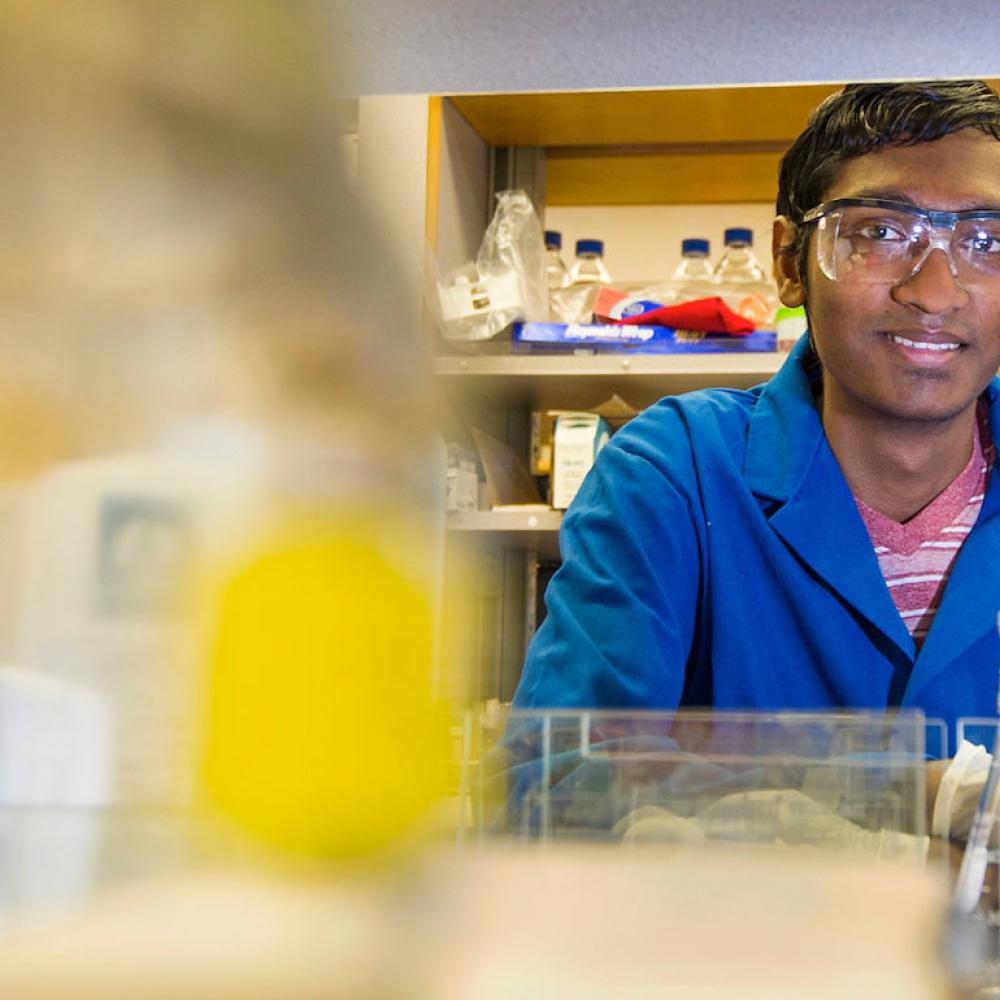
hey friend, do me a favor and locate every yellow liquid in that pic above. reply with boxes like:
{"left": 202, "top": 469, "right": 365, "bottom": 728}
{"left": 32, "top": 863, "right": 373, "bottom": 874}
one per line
{"left": 199, "top": 517, "right": 446, "bottom": 859}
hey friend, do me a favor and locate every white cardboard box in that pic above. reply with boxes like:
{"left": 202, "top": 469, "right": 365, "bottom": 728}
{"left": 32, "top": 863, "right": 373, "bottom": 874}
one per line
{"left": 552, "top": 413, "right": 610, "bottom": 510}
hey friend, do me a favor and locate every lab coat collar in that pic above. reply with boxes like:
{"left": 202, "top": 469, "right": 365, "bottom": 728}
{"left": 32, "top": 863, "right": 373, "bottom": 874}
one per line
{"left": 743, "top": 335, "right": 825, "bottom": 503}
{"left": 743, "top": 334, "right": 914, "bottom": 659}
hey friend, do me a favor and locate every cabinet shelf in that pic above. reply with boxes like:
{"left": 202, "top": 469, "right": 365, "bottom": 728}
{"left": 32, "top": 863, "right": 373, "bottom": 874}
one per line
{"left": 447, "top": 86, "right": 838, "bottom": 149}
{"left": 446, "top": 508, "right": 562, "bottom": 558}
{"left": 447, "top": 82, "right": 1000, "bottom": 206}
{"left": 447, "top": 85, "right": 834, "bottom": 206}
{"left": 434, "top": 351, "right": 784, "bottom": 411}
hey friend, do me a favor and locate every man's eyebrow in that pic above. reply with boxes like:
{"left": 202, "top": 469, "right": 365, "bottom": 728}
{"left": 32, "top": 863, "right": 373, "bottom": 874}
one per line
{"left": 845, "top": 188, "right": 1000, "bottom": 212}
{"left": 845, "top": 188, "right": 919, "bottom": 205}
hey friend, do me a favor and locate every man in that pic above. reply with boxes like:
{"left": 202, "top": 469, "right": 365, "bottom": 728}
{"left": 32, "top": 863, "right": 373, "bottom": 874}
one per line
{"left": 514, "top": 80, "right": 1000, "bottom": 745}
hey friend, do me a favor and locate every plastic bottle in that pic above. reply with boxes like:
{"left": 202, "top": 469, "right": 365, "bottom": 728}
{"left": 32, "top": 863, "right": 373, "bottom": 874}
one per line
{"left": 712, "top": 227, "right": 779, "bottom": 326}
{"left": 568, "top": 238, "right": 612, "bottom": 285}
{"left": 775, "top": 304, "right": 808, "bottom": 352}
{"left": 670, "top": 237, "right": 715, "bottom": 303}
{"left": 544, "top": 230, "right": 569, "bottom": 292}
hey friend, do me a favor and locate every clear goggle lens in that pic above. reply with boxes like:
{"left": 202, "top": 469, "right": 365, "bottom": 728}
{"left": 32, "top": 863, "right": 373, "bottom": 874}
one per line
{"left": 805, "top": 198, "right": 1000, "bottom": 296}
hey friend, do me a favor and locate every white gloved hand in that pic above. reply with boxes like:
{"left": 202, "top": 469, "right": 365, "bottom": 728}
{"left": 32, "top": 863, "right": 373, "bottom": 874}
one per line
{"left": 612, "top": 806, "right": 706, "bottom": 845}
{"left": 931, "top": 740, "right": 993, "bottom": 841}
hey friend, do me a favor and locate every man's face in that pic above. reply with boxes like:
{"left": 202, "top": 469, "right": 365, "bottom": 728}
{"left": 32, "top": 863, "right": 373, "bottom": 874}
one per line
{"left": 777, "top": 128, "right": 1000, "bottom": 427}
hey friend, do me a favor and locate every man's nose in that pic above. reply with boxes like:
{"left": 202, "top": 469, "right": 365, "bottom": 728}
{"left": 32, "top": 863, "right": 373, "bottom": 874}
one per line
{"left": 891, "top": 244, "right": 970, "bottom": 314}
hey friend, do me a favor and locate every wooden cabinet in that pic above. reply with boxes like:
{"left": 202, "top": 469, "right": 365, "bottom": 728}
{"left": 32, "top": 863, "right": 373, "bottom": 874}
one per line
{"left": 431, "top": 84, "right": 825, "bottom": 703}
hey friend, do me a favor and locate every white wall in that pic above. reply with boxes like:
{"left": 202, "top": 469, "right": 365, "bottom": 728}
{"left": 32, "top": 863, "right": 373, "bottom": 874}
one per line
{"left": 356, "top": 95, "right": 431, "bottom": 321}
{"left": 544, "top": 203, "right": 777, "bottom": 286}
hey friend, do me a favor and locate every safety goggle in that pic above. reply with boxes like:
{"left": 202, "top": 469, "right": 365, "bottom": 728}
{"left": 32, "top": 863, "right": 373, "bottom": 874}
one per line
{"left": 799, "top": 197, "right": 1000, "bottom": 296}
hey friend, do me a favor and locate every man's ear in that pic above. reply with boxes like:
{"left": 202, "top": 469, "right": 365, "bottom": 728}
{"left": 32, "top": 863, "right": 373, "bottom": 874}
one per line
{"left": 772, "top": 216, "right": 805, "bottom": 308}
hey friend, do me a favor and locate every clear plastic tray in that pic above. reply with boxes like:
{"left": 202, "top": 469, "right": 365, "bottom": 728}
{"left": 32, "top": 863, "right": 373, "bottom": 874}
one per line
{"left": 462, "top": 708, "right": 938, "bottom": 864}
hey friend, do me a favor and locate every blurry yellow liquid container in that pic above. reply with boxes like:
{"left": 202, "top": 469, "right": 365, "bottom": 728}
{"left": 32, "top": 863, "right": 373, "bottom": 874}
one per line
{"left": 0, "top": 2, "right": 451, "bottom": 878}
{"left": 199, "top": 508, "right": 449, "bottom": 860}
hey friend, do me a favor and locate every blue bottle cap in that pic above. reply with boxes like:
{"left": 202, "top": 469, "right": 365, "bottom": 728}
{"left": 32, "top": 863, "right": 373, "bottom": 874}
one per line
{"left": 544, "top": 230, "right": 562, "bottom": 249}
{"left": 681, "top": 238, "right": 710, "bottom": 256}
{"left": 723, "top": 228, "right": 753, "bottom": 245}
{"left": 576, "top": 239, "right": 604, "bottom": 256}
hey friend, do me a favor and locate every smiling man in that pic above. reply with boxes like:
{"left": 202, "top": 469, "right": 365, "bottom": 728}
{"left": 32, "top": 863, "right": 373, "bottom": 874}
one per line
{"left": 513, "top": 81, "right": 1000, "bottom": 744}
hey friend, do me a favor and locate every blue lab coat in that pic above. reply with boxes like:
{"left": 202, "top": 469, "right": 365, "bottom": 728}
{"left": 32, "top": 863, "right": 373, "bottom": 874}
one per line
{"left": 514, "top": 336, "right": 1000, "bottom": 745}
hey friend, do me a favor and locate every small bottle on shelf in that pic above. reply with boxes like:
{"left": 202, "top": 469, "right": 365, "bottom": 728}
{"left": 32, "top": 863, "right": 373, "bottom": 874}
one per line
{"left": 713, "top": 228, "right": 766, "bottom": 284}
{"left": 568, "top": 239, "right": 612, "bottom": 285}
{"left": 712, "top": 228, "right": 778, "bottom": 326}
{"left": 544, "top": 230, "right": 570, "bottom": 291}
{"left": 670, "top": 237, "right": 715, "bottom": 303}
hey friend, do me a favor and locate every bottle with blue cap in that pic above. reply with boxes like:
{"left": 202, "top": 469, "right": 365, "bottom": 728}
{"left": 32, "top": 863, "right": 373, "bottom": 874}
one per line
{"left": 568, "top": 238, "right": 612, "bottom": 285}
{"left": 670, "top": 237, "right": 715, "bottom": 303}
{"left": 713, "top": 228, "right": 765, "bottom": 284}
{"left": 712, "top": 227, "right": 778, "bottom": 326}
{"left": 544, "top": 230, "right": 569, "bottom": 292}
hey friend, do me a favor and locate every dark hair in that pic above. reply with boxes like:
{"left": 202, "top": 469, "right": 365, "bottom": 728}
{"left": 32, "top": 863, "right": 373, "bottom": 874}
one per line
{"left": 777, "top": 80, "right": 1000, "bottom": 271}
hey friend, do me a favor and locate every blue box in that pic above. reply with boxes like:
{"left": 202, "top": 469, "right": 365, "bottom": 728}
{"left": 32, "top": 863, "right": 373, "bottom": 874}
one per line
{"left": 512, "top": 322, "right": 777, "bottom": 354}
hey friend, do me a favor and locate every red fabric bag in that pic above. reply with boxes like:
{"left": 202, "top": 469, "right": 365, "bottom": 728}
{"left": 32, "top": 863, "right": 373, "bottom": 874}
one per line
{"left": 616, "top": 297, "right": 755, "bottom": 335}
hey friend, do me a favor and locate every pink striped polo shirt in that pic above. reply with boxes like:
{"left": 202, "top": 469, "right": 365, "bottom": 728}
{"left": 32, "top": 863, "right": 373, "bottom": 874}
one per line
{"left": 855, "top": 403, "right": 993, "bottom": 648}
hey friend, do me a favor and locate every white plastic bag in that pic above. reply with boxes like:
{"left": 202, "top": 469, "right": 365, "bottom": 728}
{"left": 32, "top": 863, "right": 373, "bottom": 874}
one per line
{"left": 549, "top": 282, "right": 600, "bottom": 325}
{"left": 436, "top": 190, "right": 547, "bottom": 342}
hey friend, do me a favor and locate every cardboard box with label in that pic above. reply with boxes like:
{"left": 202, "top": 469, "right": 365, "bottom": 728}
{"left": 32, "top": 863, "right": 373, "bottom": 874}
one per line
{"left": 552, "top": 413, "right": 610, "bottom": 510}
{"left": 530, "top": 410, "right": 564, "bottom": 477}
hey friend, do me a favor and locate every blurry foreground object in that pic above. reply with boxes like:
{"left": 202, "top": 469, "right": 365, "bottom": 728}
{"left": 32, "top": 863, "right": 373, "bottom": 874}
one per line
{"left": 0, "top": 0, "right": 447, "bottom": 926}
{"left": 469, "top": 708, "right": 934, "bottom": 863}
{"left": 0, "top": 845, "right": 950, "bottom": 999}
{"left": 200, "top": 513, "right": 448, "bottom": 858}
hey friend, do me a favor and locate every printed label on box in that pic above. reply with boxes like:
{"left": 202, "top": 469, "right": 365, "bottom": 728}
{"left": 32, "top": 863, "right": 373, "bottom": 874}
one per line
{"left": 512, "top": 321, "right": 776, "bottom": 353}
{"left": 439, "top": 271, "right": 523, "bottom": 322}
{"left": 552, "top": 413, "right": 610, "bottom": 510}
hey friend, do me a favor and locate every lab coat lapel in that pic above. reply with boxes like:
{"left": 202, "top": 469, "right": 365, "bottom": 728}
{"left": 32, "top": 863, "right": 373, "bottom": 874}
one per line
{"left": 743, "top": 337, "right": 915, "bottom": 658}
{"left": 905, "top": 378, "right": 1000, "bottom": 701}
{"left": 766, "top": 442, "right": 916, "bottom": 658}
